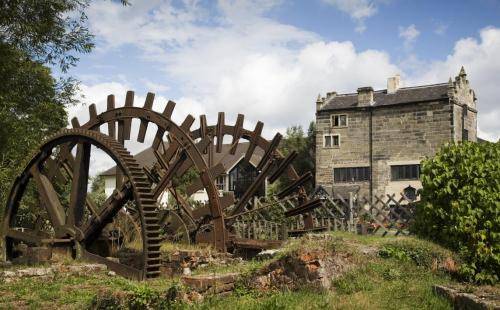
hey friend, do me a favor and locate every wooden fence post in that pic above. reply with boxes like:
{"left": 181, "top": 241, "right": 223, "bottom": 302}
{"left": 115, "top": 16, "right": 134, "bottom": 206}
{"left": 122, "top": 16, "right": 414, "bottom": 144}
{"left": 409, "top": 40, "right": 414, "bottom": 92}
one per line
{"left": 349, "top": 192, "right": 355, "bottom": 232}
{"left": 280, "top": 223, "right": 288, "bottom": 240}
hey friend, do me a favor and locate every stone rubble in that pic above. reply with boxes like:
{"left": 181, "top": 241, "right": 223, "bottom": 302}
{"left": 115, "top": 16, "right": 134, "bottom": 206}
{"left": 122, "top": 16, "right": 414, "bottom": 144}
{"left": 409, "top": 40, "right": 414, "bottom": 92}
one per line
{"left": 181, "top": 273, "right": 240, "bottom": 301}
{"left": 161, "top": 250, "right": 242, "bottom": 276}
{"left": 0, "top": 264, "right": 108, "bottom": 283}
{"left": 433, "top": 285, "right": 500, "bottom": 310}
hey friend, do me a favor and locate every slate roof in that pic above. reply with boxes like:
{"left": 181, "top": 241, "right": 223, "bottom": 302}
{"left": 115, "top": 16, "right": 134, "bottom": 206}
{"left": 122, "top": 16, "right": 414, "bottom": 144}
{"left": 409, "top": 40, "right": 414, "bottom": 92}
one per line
{"left": 320, "top": 83, "right": 450, "bottom": 111}
{"left": 100, "top": 142, "right": 264, "bottom": 176}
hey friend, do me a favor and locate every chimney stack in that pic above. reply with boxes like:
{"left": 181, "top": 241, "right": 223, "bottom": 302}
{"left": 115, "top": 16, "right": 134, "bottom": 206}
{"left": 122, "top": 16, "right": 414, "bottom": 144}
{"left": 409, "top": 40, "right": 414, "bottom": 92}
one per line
{"left": 357, "top": 87, "right": 374, "bottom": 106}
{"left": 316, "top": 94, "right": 324, "bottom": 111}
{"left": 387, "top": 74, "right": 400, "bottom": 94}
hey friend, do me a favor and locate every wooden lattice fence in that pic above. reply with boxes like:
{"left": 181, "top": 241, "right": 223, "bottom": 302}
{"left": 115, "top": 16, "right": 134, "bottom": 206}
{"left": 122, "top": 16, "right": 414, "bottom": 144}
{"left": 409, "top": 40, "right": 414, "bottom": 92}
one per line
{"left": 232, "top": 186, "right": 418, "bottom": 240}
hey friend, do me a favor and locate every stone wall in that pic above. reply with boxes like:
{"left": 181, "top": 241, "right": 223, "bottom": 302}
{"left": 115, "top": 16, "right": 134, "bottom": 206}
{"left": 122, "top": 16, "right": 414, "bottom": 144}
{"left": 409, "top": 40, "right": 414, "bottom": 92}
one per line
{"left": 370, "top": 101, "right": 453, "bottom": 197}
{"left": 450, "top": 68, "right": 478, "bottom": 142}
{"left": 316, "top": 109, "right": 371, "bottom": 197}
{"left": 316, "top": 100, "right": 454, "bottom": 200}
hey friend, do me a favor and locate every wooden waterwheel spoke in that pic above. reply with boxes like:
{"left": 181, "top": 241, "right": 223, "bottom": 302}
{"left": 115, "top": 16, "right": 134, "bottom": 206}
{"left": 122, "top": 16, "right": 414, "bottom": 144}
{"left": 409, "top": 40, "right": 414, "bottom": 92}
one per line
{"left": 68, "top": 142, "right": 91, "bottom": 227}
{"left": 30, "top": 165, "right": 66, "bottom": 230}
{"left": 153, "top": 150, "right": 189, "bottom": 200}
{"left": 231, "top": 160, "right": 275, "bottom": 217}
{"left": 82, "top": 182, "right": 133, "bottom": 244}
{"left": 59, "top": 147, "right": 100, "bottom": 218}
{"left": 5, "top": 228, "right": 43, "bottom": 245}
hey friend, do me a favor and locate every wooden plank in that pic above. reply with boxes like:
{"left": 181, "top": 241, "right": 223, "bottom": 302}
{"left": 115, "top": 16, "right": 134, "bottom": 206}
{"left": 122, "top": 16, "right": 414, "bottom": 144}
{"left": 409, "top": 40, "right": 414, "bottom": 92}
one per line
{"left": 137, "top": 92, "right": 155, "bottom": 143}
{"left": 152, "top": 101, "right": 176, "bottom": 150}
{"left": 82, "top": 250, "right": 143, "bottom": 280}
{"left": 276, "top": 172, "right": 312, "bottom": 199}
{"left": 30, "top": 166, "right": 66, "bottom": 228}
{"left": 71, "top": 117, "right": 80, "bottom": 128}
{"left": 107, "top": 95, "right": 116, "bottom": 139}
{"left": 268, "top": 151, "right": 297, "bottom": 183}
{"left": 284, "top": 198, "right": 322, "bottom": 217}
{"left": 5, "top": 229, "right": 42, "bottom": 245}
{"left": 123, "top": 91, "right": 134, "bottom": 140}
{"left": 180, "top": 115, "right": 195, "bottom": 132}
{"left": 244, "top": 121, "right": 263, "bottom": 162}
{"left": 68, "top": 142, "right": 91, "bottom": 227}
{"left": 230, "top": 114, "right": 244, "bottom": 155}
{"left": 257, "top": 133, "right": 281, "bottom": 170}
{"left": 82, "top": 182, "right": 133, "bottom": 244}
{"left": 216, "top": 112, "right": 225, "bottom": 152}
{"left": 153, "top": 151, "right": 188, "bottom": 200}
{"left": 185, "top": 163, "right": 225, "bottom": 196}
{"left": 231, "top": 161, "right": 273, "bottom": 217}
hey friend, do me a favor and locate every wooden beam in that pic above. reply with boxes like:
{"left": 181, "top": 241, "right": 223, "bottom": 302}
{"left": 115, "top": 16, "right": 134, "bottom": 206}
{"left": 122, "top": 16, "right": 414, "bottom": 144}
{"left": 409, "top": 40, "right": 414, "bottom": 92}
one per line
{"left": 137, "top": 92, "right": 155, "bottom": 143}
{"left": 123, "top": 91, "right": 134, "bottom": 140}
{"left": 230, "top": 114, "right": 244, "bottom": 155}
{"left": 30, "top": 166, "right": 66, "bottom": 229}
{"left": 244, "top": 121, "right": 263, "bottom": 162}
{"left": 107, "top": 95, "right": 116, "bottom": 139}
{"left": 68, "top": 142, "right": 91, "bottom": 227}
{"left": 257, "top": 133, "right": 281, "bottom": 170}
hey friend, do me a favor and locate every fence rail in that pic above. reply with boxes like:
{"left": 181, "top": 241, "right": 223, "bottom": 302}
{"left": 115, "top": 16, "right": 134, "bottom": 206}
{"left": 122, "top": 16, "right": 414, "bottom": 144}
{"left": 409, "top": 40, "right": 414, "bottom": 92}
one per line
{"left": 233, "top": 187, "right": 418, "bottom": 241}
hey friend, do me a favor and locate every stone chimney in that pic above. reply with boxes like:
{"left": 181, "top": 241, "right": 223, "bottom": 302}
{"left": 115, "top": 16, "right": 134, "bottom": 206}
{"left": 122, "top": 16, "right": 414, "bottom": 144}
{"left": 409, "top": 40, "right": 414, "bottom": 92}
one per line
{"left": 357, "top": 87, "right": 374, "bottom": 106}
{"left": 326, "top": 91, "right": 337, "bottom": 100}
{"left": 316, "top": 94, "right": 324, "bottom": 111}
{"left": 387, "top": 74, "right": 400, "bottom": 94}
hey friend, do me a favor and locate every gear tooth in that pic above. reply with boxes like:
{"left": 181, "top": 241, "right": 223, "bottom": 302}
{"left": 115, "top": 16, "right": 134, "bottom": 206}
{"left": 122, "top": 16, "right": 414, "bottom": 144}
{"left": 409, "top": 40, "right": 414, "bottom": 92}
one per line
{"left": 7, "top": 127, "right": 161, "bottom": 279}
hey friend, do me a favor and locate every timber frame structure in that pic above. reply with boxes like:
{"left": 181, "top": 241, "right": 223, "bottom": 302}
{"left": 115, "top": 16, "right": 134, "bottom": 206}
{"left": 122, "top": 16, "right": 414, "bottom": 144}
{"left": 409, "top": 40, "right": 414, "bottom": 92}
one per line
{"left": 2, "top": 91, "right": 324, "bottom": 279}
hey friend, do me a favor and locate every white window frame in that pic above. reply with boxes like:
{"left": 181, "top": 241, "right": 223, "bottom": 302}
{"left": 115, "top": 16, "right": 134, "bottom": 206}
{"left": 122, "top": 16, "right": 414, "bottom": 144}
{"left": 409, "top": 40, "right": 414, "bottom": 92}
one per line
{"left": 331, "top": 114, "right": 348, "bottom": 128}
{"left": 323, "top": 134, "right": 340, "bottom": 148}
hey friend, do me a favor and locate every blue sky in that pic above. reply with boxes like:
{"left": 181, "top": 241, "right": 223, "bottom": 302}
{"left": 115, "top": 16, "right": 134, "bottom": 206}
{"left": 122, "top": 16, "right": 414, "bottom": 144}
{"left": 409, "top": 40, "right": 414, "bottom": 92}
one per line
{"left": 64, "top": 0, "right": 500, "bottom": 173}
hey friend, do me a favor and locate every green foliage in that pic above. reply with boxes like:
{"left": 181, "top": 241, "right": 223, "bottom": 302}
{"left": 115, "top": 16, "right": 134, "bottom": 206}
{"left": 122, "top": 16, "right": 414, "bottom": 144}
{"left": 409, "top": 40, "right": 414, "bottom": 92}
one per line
{"left": 412, "top": 141, "right": 500, "bottom": 284}
{"left": 378, "top": 239, "right": 458, "bottom": 271}
{"left": 0, "top": 0, "right": 124, "bottom": 225}
{"left": 279, "top": 122, "right": 316, "bottom": 177}
{"left": 89, "top": 176, "right": 107, "bottom": 207}
{"left": 0, "top": 0, "right": 94, "bottom": 71}
{"left": 273, "top": 122, "right": 315, "bottom": 194}
{"left": 332, "top": 265, "right": 375, "bottom": 294}
{"left": 128, "top": 285, "right": 161, "bottom": 309}
{"left": 0, "top": 43, "right": 69, "bottom": 219}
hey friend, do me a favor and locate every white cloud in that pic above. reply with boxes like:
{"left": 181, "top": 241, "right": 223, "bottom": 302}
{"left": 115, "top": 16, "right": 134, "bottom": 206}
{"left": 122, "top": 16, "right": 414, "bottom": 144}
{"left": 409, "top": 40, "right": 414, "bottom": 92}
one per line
{"left": 399, "top": 24, "right": 420, "bottom": 49}
{"left": 77, "top": 0, "right": 500, "bottom": 178}
{"left": 434, "top": 23, "right": 448, "bottom": 36}
{"left": 322, "top": 0, "right": 378, "bottom": 33}
{"left": 141, "top": 79, "right": 170, "bottom": 93}
{"left": 409, "top": 27, "right": 500, "bottom": 141}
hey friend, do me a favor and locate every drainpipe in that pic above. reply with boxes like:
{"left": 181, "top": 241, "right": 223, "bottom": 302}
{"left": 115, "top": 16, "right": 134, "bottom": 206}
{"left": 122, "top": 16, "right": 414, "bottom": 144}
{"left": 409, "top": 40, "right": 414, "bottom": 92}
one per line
{"left": 369, "top": 107, "right": 373, "bottom": 204}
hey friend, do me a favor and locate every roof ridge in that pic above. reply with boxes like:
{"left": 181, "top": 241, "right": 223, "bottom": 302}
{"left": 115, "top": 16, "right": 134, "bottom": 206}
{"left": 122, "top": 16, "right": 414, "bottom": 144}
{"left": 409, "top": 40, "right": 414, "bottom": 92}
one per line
{"left": 329, "top": 82, "right": 449, "bottom": 97}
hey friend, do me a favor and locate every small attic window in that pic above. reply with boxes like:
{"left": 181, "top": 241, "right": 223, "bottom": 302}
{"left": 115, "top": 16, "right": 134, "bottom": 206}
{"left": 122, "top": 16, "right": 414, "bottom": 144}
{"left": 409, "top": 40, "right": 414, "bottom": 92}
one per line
{"left": 331, "top": 114, "right": 347, "bottom": 127}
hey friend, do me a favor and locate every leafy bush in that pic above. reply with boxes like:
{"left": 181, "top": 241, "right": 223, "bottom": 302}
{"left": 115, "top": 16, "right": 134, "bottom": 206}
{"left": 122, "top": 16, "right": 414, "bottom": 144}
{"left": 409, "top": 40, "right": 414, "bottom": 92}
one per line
{"left": 379, "top": 239, "right": 459, "bottom": 272}
{"left": 412, "top": 141, "right": 500, "bottom": 284}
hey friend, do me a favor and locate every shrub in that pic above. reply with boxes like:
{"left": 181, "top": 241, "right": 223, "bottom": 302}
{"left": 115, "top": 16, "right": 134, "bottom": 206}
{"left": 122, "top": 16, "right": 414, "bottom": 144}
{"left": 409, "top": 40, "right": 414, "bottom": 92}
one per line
{"left": 412, "top": 141, "right": 500, "bottom": 284}
{"left": 379, "top": 239, "right": 459, "bottom": 273}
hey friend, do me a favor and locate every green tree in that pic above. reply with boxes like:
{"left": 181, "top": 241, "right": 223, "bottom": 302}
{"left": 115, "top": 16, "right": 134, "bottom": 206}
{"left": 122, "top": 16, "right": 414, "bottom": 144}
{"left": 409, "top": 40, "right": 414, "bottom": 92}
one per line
{"left": 412, "top": 141, "right": 500, "bottom": 284}
{"left": 0, "top": 1, "right": 127, "bottom": 216}
{"left": 88, "top": 175, "right": 107, "bottom": 207}
{"left": 270, "top": 122, "right": 315, "bottom": 195}
{"left": 279, "top": 122, "right": 316, "bottom": 180}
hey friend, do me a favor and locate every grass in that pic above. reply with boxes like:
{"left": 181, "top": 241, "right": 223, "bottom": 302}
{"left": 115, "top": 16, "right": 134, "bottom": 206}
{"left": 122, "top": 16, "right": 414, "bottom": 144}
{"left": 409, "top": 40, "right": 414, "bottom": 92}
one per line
{"left": 192, "top": 234, "right": 455, "bottom": 310}
{"left": 0, "top": 270, "right": 179, "bottom": 309}
{"left": 0, "top": 232, "right": 483, "bottom": 309}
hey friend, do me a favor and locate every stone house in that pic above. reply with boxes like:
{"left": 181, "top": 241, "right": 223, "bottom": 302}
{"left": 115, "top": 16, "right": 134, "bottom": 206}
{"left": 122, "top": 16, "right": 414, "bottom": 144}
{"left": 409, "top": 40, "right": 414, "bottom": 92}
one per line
{"left": 100, "top": 142, "right": 264, "bottom": 205}
{"left": 315, "top": 67, "right": 477, "bottom": 201}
